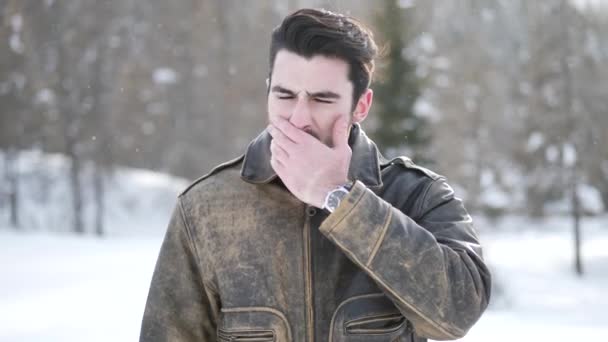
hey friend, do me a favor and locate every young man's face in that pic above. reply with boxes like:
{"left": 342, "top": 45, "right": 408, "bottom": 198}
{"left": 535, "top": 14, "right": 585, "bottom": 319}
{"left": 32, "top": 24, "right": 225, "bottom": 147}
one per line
{"left": 267, "top": 49, "right": 372, "bottom": 147}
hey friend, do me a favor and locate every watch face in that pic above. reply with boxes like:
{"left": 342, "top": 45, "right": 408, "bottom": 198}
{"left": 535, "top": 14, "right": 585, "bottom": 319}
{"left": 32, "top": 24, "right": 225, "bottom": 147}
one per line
{"left": 328, "top": 189, "right": 348, "bottom": 211}
{"left": 328, "top": 194, "right": 340, "bottom": 210}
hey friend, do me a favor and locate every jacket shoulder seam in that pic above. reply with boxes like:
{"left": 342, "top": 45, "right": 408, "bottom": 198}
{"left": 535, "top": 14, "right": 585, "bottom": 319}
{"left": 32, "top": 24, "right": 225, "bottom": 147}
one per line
{"left": 385, "top": 156, "right": 444, "bottom": 181}
{"left": 417, "top": 179, "right": 438, "bottom": 217}
{"left": 179, "top": 155, "right": 244, "bottom": 197}
{"left": 417, "top": 178, "right": 456, "bottom": 221}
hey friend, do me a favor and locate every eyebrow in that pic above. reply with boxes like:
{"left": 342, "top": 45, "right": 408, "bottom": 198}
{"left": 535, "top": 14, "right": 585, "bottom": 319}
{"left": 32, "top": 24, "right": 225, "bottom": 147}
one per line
{"left": 271, "top": 85, "right": 298, "bottom": 96}
{"left": 307, "top": 90, "right": 341, "bottom": 99}
{"left": 271, "top": 85, "right": 341, "bottom": 99}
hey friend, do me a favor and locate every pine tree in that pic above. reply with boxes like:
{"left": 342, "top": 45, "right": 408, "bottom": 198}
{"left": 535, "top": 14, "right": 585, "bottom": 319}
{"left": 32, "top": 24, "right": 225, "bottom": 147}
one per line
{"left": 371, "top": 0, "right": 430, "bottom": 163}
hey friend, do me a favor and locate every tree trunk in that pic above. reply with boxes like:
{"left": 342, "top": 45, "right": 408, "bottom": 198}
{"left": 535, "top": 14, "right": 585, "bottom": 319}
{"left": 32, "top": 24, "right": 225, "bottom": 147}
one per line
{"left": 558, "top": 0, "right": 583, "bottom": 276}
{"left": 5, "top": 148, "right": 19, "bottom": 228}
{"left": 69, "top": 146, "right": 84, "bottom": 234}
{"left": 572, "top": 175, "right": 583, "bottom": 276}
{"left": 94, "top": 162, "right": 104, "bottom": 237}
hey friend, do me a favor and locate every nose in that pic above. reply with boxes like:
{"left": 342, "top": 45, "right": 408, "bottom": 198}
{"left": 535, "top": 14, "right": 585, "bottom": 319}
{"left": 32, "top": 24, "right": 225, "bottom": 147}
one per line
{"left": 289, "top": 97, "right": 311, "bottom": 129}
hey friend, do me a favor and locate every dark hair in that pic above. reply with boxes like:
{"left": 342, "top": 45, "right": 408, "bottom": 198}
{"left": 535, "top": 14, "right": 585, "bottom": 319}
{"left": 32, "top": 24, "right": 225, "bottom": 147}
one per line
{"left": 269, "top": 8, "right": 378, "bottom": 110}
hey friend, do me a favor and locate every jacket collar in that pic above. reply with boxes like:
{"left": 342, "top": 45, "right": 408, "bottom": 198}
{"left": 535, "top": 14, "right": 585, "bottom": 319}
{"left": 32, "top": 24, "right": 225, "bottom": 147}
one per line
{"left": 240, "top": 123, "right": 383, "bottom": 188}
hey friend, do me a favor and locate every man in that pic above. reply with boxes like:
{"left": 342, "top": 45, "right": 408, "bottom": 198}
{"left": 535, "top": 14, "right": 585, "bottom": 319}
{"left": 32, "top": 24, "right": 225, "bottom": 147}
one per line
{"left": 140, "top": 8, "right": 491, "bottom": 342}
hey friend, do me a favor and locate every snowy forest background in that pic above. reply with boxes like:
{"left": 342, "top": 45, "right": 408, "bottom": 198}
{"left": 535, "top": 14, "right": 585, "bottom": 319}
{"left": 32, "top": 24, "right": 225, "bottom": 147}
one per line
{"left": 1, "top": 0, "right": 608, "bottom": 341}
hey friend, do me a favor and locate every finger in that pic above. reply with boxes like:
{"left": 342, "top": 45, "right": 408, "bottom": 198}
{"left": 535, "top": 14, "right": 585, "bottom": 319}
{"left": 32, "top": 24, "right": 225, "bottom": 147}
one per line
{"left": 331, "top": 116, "right": 350, "bottom": 149}
{"left": 270, "top": 153, "right": 286, "bottom": 173}
{"left": 270, "top": 116, "right": 309, "bottom": 144}
{"left": 268, "top": 124, "right": 297, "bottom": 151}
{"left": 270, "top": 139, "right": 289, "bottom": 160}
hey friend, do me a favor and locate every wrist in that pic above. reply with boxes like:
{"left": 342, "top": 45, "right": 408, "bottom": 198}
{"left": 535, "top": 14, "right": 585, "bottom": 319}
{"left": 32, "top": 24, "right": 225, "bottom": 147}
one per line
{"left": 320, "top": 180, "right": 354, "bottom": 212}
{"left": 313, "top": 185, "right": 335, "bottom": 208}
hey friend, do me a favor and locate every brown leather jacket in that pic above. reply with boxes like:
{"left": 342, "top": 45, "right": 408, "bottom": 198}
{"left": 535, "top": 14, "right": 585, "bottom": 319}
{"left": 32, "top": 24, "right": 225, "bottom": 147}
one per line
{"left": 140, "top": 124, "right": 491, "bottom": 342}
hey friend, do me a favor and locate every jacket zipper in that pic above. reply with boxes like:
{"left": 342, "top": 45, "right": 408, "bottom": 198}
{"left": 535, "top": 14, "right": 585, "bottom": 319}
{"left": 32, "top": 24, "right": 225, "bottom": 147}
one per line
{"left": 303, "top": 206, "right": 314, "bottom": 342}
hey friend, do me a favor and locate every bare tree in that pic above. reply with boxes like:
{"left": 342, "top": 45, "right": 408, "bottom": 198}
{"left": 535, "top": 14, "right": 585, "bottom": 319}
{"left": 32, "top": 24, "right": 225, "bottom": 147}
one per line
{"left": 1, "top": 0, "right": 30, "bottom": 228}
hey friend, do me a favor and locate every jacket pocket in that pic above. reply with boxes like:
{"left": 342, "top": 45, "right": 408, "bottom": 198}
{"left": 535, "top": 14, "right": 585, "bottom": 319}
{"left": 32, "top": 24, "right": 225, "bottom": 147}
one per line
{"left": 345, "top": 312, "right": 406, "bottom": 335}
{"left": 217, "top": 328, "right": 275, "bottom": 341}
{"left": 330, "top": 293, "right": 411, "bottom": 342}
{"left": 218, "top": 306, "right": 292, "bottom": 342}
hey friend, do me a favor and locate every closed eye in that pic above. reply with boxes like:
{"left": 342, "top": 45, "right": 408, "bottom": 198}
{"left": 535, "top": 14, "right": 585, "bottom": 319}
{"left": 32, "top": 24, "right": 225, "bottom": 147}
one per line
{"left": 315, "top": 98, "right": 333, "bottom": 104}
{"left": 278, "top": 95, "right": 295, "bottom": 100}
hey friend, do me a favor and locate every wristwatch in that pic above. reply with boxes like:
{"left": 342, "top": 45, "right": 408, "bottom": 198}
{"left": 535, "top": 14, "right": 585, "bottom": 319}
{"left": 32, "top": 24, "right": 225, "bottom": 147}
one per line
{"left": 322, "top": 181, "right": 354, "bottom": 213}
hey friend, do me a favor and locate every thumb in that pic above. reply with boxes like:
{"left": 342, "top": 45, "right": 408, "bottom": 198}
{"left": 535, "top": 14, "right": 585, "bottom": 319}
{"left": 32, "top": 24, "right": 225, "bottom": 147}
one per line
{"left": 332, "top": 117, "right": 350, "bottom": 149}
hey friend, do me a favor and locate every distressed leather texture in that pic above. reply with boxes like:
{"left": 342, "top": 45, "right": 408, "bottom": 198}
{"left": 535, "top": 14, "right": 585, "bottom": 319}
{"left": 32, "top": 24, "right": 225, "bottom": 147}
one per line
{"left": 140, "top": 124, "right": 491, "bottom": 342}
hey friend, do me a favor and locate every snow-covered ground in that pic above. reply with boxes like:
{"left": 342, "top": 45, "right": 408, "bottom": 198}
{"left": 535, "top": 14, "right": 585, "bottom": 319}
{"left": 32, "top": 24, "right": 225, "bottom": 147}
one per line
{"left": 2, "top": 215, "right": 607, "bottom": 341}
{"left": 0, "top": 231, "right": 161, "bottom": 341}
{"left": 0, "top": 150, "right": 186, "bottom": 341}
{"left": 1, "top": 151, "right": 607, "bottom": 341}
{"left": 458, "top": 215, "right": 608, "bottom": 341}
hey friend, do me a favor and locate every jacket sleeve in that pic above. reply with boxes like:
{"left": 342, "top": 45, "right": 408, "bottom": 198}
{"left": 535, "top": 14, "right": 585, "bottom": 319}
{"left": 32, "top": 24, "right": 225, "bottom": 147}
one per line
{"left": 318, "top": 179, "right": 491, "bottom": 340}
{"left": 140, "top": 198, "right": 220, "bottom": 341}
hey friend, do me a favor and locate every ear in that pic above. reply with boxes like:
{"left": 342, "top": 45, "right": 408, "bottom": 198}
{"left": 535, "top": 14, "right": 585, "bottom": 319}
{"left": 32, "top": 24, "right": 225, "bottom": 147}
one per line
{"left": 352, "top": 88, "right": 373, "bottom": 124}
{"left": 265, "top": 77, "right": 271, "bottom": 95}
